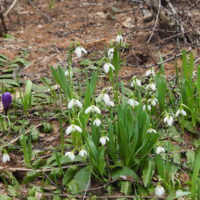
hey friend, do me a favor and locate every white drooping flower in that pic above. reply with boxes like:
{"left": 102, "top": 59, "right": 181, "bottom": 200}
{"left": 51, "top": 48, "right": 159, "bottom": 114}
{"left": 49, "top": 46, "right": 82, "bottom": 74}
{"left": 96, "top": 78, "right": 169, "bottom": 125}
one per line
{"left": 156, "top": 146, "right": 165, "bottom": 154}
{"left": 175, "top": 108, "right": 187, "bottom": 117}
{"left": 145, "top": 67, "right": 155, "bottom": 77}
{"left": 175, "top": 189, "right": 190, "bottom": 198}
{"left": 155, "top": 185, "right": 165, "bottom": 197}
{"left": 97, "top": 93, "right": 115, "bottom": 107}
{"left": 99, "top": 136, "right": 109, "bottom": 145}
{"left": 102, "top": 94, "right": 115, "bottom": 107}
{"left": 75, "top": 46, "right": 87, "bottom": 58}
{"left": 79, "top": 149, "right": 87, "bottom": 157}
{"left": 68, "top": 99, "right": 82, "bottom": 109}
{"left": 65, "top": 124, "right": 82, "bottom": 135}
{"left": 146, "top": 82, "right": 156, "bottom": 91}
{"left": 116, "top": 34, "right": 123, "bottom": 44}
{"left": 103, "top": 63, "right": 115, "bottom": 73}
{"left": 65, "top": 70, "right": 73, "bottom": 78}
{"left": 93, "top": 118, "right": 101, "bottom": 126}
{"left": 143, "top": 104, "right": 151, "bottom": 111}
{"left": 164, "top": 114, "right": 173, "bottom": 126}
{"left": 131, "top": 77, "right": 141, "bottom": 87}
{"left": 108, "top": 48, "right": 114, "bottom": 61}
{"left": 65, "top": 151, "right": 75, "bottom": 161}
{"left": 148, "top": 97, "right": 158, "bottom": 106}
{"left": 147, "top": 128, "right": 157, "bottom": 134}
{"left": 2, "top": 153, "right": 10, "bottom": 163}
{"left": 85, "top": 105, "right": 101, "bottom": 114}
{"left": 128, "top": 99, "right": 139, "bottom": 108}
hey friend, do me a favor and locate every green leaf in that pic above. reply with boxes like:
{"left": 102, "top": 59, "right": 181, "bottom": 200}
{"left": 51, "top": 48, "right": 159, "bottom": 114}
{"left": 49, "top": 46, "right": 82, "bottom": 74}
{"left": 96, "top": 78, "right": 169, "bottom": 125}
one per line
{"left": 111, "top": 167, "right": 139, "bottom": 181}
{"left": 63, "top": 166, "right": 79, "bottom": 185}
{"left": 68, "top": 167, "right": 91, "bottom": 194}
{"left": 23, "top": 171, "right": 39, "bottom": 184}
{"left": 142, "top": 160, "right": 155, "bottom": 187}
{"left": 32, "top": 158, "right": 46, "bottom": 169}
{"left": 191, "top": 149, "right": 200, "bottom": 200}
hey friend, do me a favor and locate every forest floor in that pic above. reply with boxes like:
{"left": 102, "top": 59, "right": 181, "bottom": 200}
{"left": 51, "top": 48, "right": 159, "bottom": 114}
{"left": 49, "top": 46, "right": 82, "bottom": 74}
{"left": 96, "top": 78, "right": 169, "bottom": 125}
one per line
{"left": 0, "top": 0, "right": 200, "bottom": 199}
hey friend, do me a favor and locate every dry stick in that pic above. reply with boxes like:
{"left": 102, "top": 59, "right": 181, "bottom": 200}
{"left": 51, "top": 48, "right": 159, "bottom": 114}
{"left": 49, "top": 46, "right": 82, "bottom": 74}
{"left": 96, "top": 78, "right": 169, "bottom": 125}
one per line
{"left": 147, "top": 0, "right": 161, "bottom": 44}
{"left": 3, "top": 0, "right": 18, "bottom": 17}
{"left": 0, "top": 163, "right": 86, "bottom": 172}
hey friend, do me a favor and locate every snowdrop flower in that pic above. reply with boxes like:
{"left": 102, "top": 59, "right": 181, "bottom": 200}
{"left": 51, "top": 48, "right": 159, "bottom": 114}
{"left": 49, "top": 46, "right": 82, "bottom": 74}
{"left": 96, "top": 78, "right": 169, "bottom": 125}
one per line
{"left": 146, "top": 82, "right": 156, "bottom": 91}
{"left": 175, "top": 108, "right": 187, "bottom": 117}
{"left": 164, "top": 114, "right": 173, "bottom": 126}
{"left": 148, "top": 97, "right": 158, "bottom": 106}
{"left": 128, "top": 99, "right": 139, "bottom": 108}
{"left": 116, "top": 34, "right": 123, "bottom": 44}
{"left": 65, "top": 70, "right": 73, "bottom": 78}
{"left": 2, "top": 152, "right": 10, "bottom": 163}
{"left": 79, "top": 149, "right": 87, "bottom": 157}
{"left": 103, "top": 62, "right": 115, "bottom": 73}
{"left": 147, "top": 128, "right": 157, "bottom": 134}
{"left": 156, "top": 146, "right": 165, "bottom": 154}
{"left": 155, "top": 185, "right": 165, "bottom": 197}
{"left": 145, "top": 67, "right": 155, "bottom": 77}
{"left": 68, "top": 99, "right": 82, "bottom": 109}
{"left": 102, "top": 94, "right": 115, "bottom": 107}
{"left": 143, "top": 104, "right": 151, "bottom": 111}
{"left": 75, "top": 46, "right": 87, "bottom": 58}
{"left": 85, "top": 105, "right": 101, "bottom": 114}
{"left": 65, "top": 151, "right": 75, "bottom": 161}
{"left": 93, "top": 118, "right": 101, "bottom": 126}
{"left": 108, "top": 48, "right": 114, "bottom": 61}
{"left": 65, "top": 124, "right": 82, "bottom": 135}
{"left": 130, "top": 77, "right": 141, "bottom": 87}
{"left": 176, "top": 189, "right": 190, "bottom": 198}
{"left": 99, "top": 136, "right": 109, "bottom": 145}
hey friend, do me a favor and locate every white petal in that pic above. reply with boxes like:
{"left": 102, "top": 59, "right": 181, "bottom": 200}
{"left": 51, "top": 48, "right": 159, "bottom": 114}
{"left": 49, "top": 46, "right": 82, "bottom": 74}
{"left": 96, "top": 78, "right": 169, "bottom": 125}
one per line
{"left": 2, "top": 153, "right": 10, "bottom": 163}
{"left": 93, "top": 106, "right": 101, "bottom": 114}
{"left": 136, "top": 79, "right": 141, "bottom": 87}
{"left": 145, "top": 70, "right": 151, "bottom": 76}
{"left": 108, "top": 48, "right": 114, "bottom": 61}
{"left": 103, "top": 63, "right": 110, "bottom": 73}
{"left": 75, "top": 47, "right": 82, "bottom": 58}
{"left": 93, "top": 118, "right": 101, "bottom": 126}
{"left": 85, "top": 106, "right": 92, "bottom": 114}
{"left": 79, "top": 149, "right": 87, "bottom": 157}
{"left": 103, "top": 94, "right": 110, "bottom": 105}
{"left": 65, "top": 125, "right": 73, "bottom": 135}
{"left": 75, "top": 100, "right": 82, "bottom": 108}
{"left": 81, "top": 47, "right": 87, "bottom": 54}
{"left": 109, "top": 101, "right": 115, "bottom": 107}
{"left": 75, "top": 125, "right": 82, "bottom": 133}
{"left": 96, "top": 94, "right": 103, "bottom": 102}
{"left": 150, "top": 83, "right": 156, "bottom": 91}
{"left": 181, "top": 109, "right": 187, "bottom": 116}
{"left": 65, "top": 152, "right": 75, "bottom": 161}
{"left": 156, "top": 146, "right": 165, "bottom": 154}
{"left": 109, "top": 63, "right": 115, "bottom": 70}
{"left": 116, "top": 35, "right": 123, "bottom": 43}
{"left": 155, "top": 185, "right": 165, "bottom": 197}
{"left": 68, "top": 99, "right": 75, "bottom": 109}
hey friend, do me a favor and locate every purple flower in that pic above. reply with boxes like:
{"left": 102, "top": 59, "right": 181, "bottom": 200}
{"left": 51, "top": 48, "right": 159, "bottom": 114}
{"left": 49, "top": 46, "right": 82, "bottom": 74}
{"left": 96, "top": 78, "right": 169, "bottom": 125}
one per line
{"left": 2, "top": 92, "right": 12, "bottom": 114}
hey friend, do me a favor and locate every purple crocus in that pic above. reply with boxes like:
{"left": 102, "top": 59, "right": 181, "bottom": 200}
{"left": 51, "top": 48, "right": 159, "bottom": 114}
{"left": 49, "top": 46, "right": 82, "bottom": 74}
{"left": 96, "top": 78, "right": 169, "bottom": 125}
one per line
{"left": 2, "top": 92, "right": 12, "bottom": 114}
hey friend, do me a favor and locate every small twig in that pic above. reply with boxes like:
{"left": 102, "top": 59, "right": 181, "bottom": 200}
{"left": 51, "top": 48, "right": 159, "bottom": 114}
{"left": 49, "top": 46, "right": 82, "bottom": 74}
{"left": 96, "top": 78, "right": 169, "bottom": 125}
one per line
{"left": 147, "top": 0, "right": 161, "bottom": 44}
{"left": 0, "top": 163, "right": 86, "bottom": 172}
{"left": 3, "top": 0, "right": 18, "bottom": 17}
